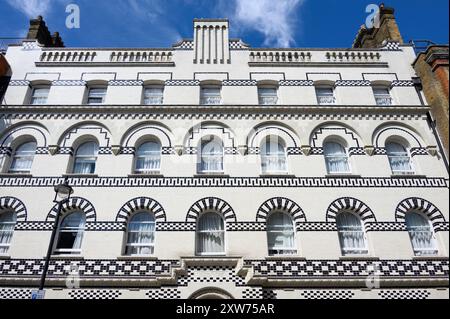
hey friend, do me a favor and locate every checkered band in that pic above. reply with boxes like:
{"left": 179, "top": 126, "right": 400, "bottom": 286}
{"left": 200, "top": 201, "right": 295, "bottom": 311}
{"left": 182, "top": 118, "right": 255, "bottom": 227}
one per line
{"left": 116, "top": 197, "right": 166, "bottom": 223}
{"left": 57, "top": 147, "right": 74, "bottom": 155}
{"left": 296, "top": 222, "right": 338, "bottom": 231}
{"left": 177, "top": 266, "right": 246, "bottom": 287}
{"left": 162, "top": 147, "right": 176, "bottom": 155}
{"left": 15, "top": 221, "right": 53, "bottom": 231}
{"left": 301, "top": 290, "right": 355, "bottom": 299}
{"left": 156, "top": 222, "right": 196, "bottom": 231}
{"left": 35, "top": 147, "right": 49, "bottom": 155}
{"left": 52, "top": 80, "right": 87, "bottom": 86}
{"left": 0, "top": 259, "right": 179, "bottom": 277}
{"left": 186, "top": 197, "right": 237, "bottom": 223}
{"left": 223, "top": 80, "right": 257, "bottom": 86}
{"left": 410, "top": 147, "right": 429, "bottom": 157}
{"left": 326, "top": 197, "right": 376, "bottom": 225}
{"left": 120, "top": 147, "right": 135, "bottom": 155}
{"left": 248, "top": 147, "right": 260, "bottom": 155}
{"left": 435, "top": 222, "right": 450, "bottom": 232}
{"left": 374, "top": 148, "right": 387, "bottom": 155}
{"left": 108, "top": 80, "right": 144, "bottom": 86}
{"left": 0, "top": 147, "right": 12, "bottom": 156}
{"left": 8, "top": 80, "right": 30, "bottom": 86}
{"left": 310, "top": 147, "right": 324, "bottom": 155}
{"left": 224, "top": 147, "right": 239, "bottom": 155}
{"left": 245, "top": 259, "right": 449, "bottom": 278}
{"left": 173, "top": 40, "right": 194, "bottom": 50}
{"left": 365, "top": 222, "right": 407, "bottom": 232}
{"left": 0, "top": 197, "right": 27, "bottom": 221}
{"left": 391, "top": 80, "right": 414, "bottom": 87}
{"left": 22, "top": 41, "right": 40, "bottom": 50}
{"left": 165, "top": 80, "right": 200, "bottom": 86}
{"left": 381, "top": 41, "right": 401, "bottom": 51}
{"left": 395, "top": 197, "right": 445, "bottom": 231}
{"left": 85, "top": 222, "right": 126, "bottom": 232}
{"left": 227, "top": 222, "right": 266, "bottom": 231}
{"left": 348, "top": 147, "right": 366, "bottom": 156}
{"left": 287, "top": 147, "right": 302, "bottom": 155}
{"left": 0, "top": 289, "right": 32, "bottom": 299}
{"left": 378, "top": 290, "right": 431, "bottom": 300}
{"left": 279, "top": 80, "right": 314, "bottom": 86}
{"left": 242, "top": 288, "right": 263, "bottom": 299}
{"left": 46, "top": 197, "right": 96, "bottom": 222}
{"left": 146, "top": 288, "right": 181, "bottom": 299}
{"left": 184, "top": 147, "right": 197, "bottom": 155}
{"left": 257, "top": 197, "right": 307, "bottom": 225}
{"left": 98, "top": 147, "right": 113, "bottom": 155}
{"left": 335, "top": 80, "right": 371, "bottom": 87}
{"left": 69, "top": 290, "right": 122, "bottom": 300}
{"left": 229, "top": 40, "right": 249, "bottom": 50}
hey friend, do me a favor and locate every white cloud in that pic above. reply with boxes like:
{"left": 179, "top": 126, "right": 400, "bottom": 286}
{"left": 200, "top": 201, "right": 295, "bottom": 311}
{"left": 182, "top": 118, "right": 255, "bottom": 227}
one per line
{"left": 231, "top": 0, "right": 304, "bottom": 47}
{"left": 6, "top": 0, "right": 52, "bottom": 18}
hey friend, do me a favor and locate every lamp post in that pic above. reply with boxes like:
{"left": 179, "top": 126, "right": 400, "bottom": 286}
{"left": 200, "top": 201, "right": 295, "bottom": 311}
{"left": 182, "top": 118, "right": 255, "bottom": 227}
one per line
{"left": 38, "top": 177, "right": 74, "bottom": 291}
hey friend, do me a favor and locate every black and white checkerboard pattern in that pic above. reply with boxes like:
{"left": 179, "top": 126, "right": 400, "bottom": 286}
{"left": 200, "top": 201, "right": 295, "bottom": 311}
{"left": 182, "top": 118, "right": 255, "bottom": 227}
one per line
{"left": 378, "top": 290, "right": 431, "bottom": 300}
{"left": 177, "top": 266, "right": 246, "bottom": 287}
{"left": 69, "top": 290, "right": 122, "bottom": 300}
{"left": 242, "top": 288, "right": 264, "bottom": 299}
{"left": 301, "top": 290, "right": 354, "bottom": 299}
{"left": 146, "top": 288, "right": 181, "bottom": 299}
{"left": 0, "top": 288, "right": 32, "bottom": 299}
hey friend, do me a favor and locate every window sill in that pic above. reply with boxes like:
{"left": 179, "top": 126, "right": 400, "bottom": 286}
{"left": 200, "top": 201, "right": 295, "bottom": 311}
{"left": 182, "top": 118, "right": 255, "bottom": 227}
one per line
{"left": 339, "top": 255, "right": 379, "bottom": 261}
{"left": 117, "top": 256, "right": 158, "bottom": 261}
{"left": 49, "top": 255, "right": 84, "bottom": 260}
{"left": 412, "top": 255, "right": 448, "bottom": 261}
{"left": 194, "top": 174, "right": 230, "bottom": 178}
{"left": 265, "top": 256, "right": 306, "bottom": 261}
{"left": 0, "top": 173, "right": 33, "bottom": 177}
{"left": 326, "top": 174, "right": 361, "bottom": 178}
{"left": 260, "top": 174, "right": 296, "bottom": 178}
{"left": 390, "top": 174, "right": 426, "bottom": 179}
{"left": 62, "top": 174, "right": 99, "bottom": 178}
{"left": 128, "top": 174, "right": 164, "bottom": 178}
{"left": 0, "top": 255, "right": 11, "bottom": 260}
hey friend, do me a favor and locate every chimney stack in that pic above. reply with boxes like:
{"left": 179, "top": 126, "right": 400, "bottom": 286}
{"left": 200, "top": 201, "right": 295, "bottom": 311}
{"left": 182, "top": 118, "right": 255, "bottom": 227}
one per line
{"left": 26, "top": 16, "right": 64, "bottom": 47}
{"left": 193, "top": 19, "right": 230, "bottom": 64}
{"left": 352, "top": 3, "right": 403, "bottom": 48}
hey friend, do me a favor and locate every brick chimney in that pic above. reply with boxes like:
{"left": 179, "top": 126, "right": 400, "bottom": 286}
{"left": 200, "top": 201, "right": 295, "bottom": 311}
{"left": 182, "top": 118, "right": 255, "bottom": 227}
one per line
{"left": 352, "top": 3, "right": 403, "bottom": 48}
{"left": 26, "top": 16, "right": 64, "bottom": 47}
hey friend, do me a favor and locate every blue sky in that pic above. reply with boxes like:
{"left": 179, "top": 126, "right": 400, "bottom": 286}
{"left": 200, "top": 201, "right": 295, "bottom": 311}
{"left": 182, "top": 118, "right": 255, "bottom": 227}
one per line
{"left": 1, "top": 0, "right": 448, "bottom": 48}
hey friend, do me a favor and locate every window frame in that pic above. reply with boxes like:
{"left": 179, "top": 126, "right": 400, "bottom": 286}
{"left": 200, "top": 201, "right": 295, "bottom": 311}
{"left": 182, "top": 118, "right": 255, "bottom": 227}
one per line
{"left": 200, "top": 86, "right": 222, "bottom": 105}
{"left": 0, "top": 211, "right": 17, "bottom": 255}
{"left": 30, "top": 86, "right": 50, "bottom": 105}
{"left": 385, "top": 141, "right": 415, "bottom": 175}
{"left": 315, "top": 86, "right": 336, "bottom": 105}
{"left": 266, "top": 212, "right": 297, "bottom": 256}
{"left": 53, "top": 211, "right": 86, "bottom": 256}
{"left": 258, "top": 86, "right": 279, "bottom": 105}
{"left": 143, "top": 86, "right": 164, "bottom": 105}
{"left": 323, "top": 140, "right": 351, "bottom": 174}
{"left": 336, "top": 211, "right": 369, "bottom": 256}
{"left": 8, "top": 141, "right": 37, "bottom": 174}
{"left": 405, "top": 211, "right": 439, "bottom": 257}
{"left": 124, "top": 212, "right": 156, "bottom": 257}
{"left": 373, "top": 86, "right": 393, "bottom": 106}
{"left": 72, "top": 141, "right": 99, "bottom": 175}
{"left": 86, "top": 87, "right": 107, "bottom": 105}
{"left": 195, "top": 211, "right": 226, "bottom": 256}
{"left": 198, "top": 137, "right": 224, "bottom": 174}
{"left": 260, "top": 137, "right": 288, "bottom": 175}
{"left": 133, "top": 140, "right": 162, "bottom": 174}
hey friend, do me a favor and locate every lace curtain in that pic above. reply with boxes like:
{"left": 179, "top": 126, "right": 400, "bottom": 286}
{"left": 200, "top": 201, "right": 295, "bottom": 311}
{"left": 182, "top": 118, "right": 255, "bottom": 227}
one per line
{"left": 386, "top": 142, "right": 413, "bottom": 173}
{"left": 406, "top": 212, "right": 438, "bottom": 256}
{"left": 324, "top": 142, "right": 350, "bottom": 173}
{"left": 73, "top": 142, "right": 99, "bottom": 174}
{"left": 336, "top": 212, "right": 368, "bottom": 255}
{"left": 135, "top": 141, "right": 161, "bottom": 173}
{"left": 261, "top": 139, "right": 287, "bottom": 173}
{"left": 126, "top": 212, "right": 156, "bottom": 255}
{"left": 9, "top": 141, "right": 37, "bottom": 173}
{"left": 0, "top": 212, "right": 16, "bottom": 254}
{"left": 197, "top": 212, "right": 225, "bottom": 254}
{"left": 267, "top": 212, "right": 296, "bottom": 255}
{"left": 200, "top": 139, "right": 224, "bottom": 173}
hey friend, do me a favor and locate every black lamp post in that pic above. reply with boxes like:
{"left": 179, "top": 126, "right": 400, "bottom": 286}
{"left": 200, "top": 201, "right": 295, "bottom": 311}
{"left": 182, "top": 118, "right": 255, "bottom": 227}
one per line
{"left": 38, "top": 177, "right": 74, "bottom": 291}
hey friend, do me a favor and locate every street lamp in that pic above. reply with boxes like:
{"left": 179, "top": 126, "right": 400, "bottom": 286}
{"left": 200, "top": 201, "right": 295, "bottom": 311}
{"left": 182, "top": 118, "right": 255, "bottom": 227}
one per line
{"left": 38, "top": 177, "right": 74, "bottom": 292}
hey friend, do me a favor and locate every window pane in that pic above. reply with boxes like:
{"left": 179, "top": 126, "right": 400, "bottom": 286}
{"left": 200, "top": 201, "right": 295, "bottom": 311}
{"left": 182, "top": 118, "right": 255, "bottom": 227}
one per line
{"left": 0, "top": 212, "right": 16, "bottom": 254}
{"left": 55, "top": 212, "right": 85, "bottom": 254}
{"left": 200, "top": 87, "right": 221, "bottom": 105}
{"left": 406, "top": 212, "right": 438, "bottom": 256}
{"left": 74, "top": 142, "right": 98, "bottom": 174}
{"left": 324, "top": 142, "right": 350, "bottom": 173}
{"left": 9, "top": 142, "right": 37, "bottom": 173}
{"left": 267, "top": 212, "right": 296, "bottom": 255}
{"left": 261, "top": 139, "right": 287, "bottom": 173}
{"left": 316, "top": 87, "right": 335, "bottom": 105}
{"left": 144, "top": 87, "right": 164, "bottom": 105}
{"left": 386, "top": 142, "right": 413, "bottom": 174}
{"left": 258, "top": 88, "right": 278, "bottom": 105}
{"left": 88, "top": 88, "right": 106, "bottom": 104}
{"left": 336, "top": 212, "right": 367, "bottom": 255}
{"left": 197, "top": 213, "right": 225, "bottom": 254}
{"left": 373, "top": 87, "right": 392, "bottom": 106}
{"left": 135, "top": 142, "right": 161, "bottom": 172}
{"left": 126, "top": 212, "right": 156, "bottom": 256}
{"left": 200, "top": 139, "right": 223, "bottom": 172}
{"left": 31, "top": 88, "right": 49, "bottom": 105}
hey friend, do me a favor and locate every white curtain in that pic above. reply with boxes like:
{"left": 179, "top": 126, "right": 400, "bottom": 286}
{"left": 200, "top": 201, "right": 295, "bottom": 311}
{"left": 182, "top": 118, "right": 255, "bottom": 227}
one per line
{"left": 324, "top": 142, "right": 350, "bottom": 173}
{"left": 73, "top": 142, "right": 98, "bottom": 174}
{"left": 9, "top": 141, "right": 37, "bottom": 173}
{"left": 0, "top": 212, "right": 16, "bottom": 254}
{"left": 386, "top": 142, "right": 412, "bottom": 173}
{"left": 143, "top": 87, "right": 164, "bottom": 105}
{"left": 200, "top": 139, "right": 223, "bottom": 172}
{"left": 55, "top": 212, "right": 86, "bottom": 254}
{"left": 267, "top": 212, "right": 296, "bottom": 255}
{"left": 406, "top": 212, "right": 438, "bottom": 256}
{"left": 135, "top": 142, "right": 161, "bottom": 173}
{"left": 261, "top": 138, "right": 287, "bottom": 173}
{"left": 126, "top": 212, "right": 156, "bottom": 255}
{"left": 336, "top": 212, "right": 368, "bottom": 255}
{"left": 197, "top": 213, "right": 225, "bottom": 254}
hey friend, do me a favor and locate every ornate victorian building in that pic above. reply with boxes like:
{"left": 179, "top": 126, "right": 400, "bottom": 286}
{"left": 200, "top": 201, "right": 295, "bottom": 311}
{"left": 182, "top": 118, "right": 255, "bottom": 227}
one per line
{"left": 0, "top": 13, "right": 448, "bottom": 300}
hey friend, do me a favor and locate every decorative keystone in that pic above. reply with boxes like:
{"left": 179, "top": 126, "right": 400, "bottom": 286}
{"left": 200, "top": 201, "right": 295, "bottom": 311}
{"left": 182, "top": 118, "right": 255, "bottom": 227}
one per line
{"left": 111, "top": 145, "right": 122, "bottom": 156}
{"left": 301, "top": 145, "right": 311, "bottom": 156}
{"left": 238, "top": 145, "right": 248, "bottom": 156}
{"left": 426, "top": 146, "right": 438, "bottom": 156}
{"left": 174, "top": 145, "right": 184, "bottom": 156}
{"left": 364, "top": 145, "right": 375, "bottom": 156}
{"left": 48, "top": 145, "right": 59, "bottom": 155}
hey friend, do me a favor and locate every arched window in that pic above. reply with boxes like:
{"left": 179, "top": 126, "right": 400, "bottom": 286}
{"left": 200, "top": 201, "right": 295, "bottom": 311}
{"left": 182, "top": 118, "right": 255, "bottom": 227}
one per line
{"left": 54, "top": 212, "right": 86, "bottom": 255}
{"left": 134, "top": 141, "right": 162, "bottom": 174}
{"left": 386, "top": 142, "right": 414, "bottom": 175}
{"left": 125, "top": 212, "right": 156, "bottom": 256}
{"left": 336, "top": 212, "right": 368, "bottom": 255}
{"left": 323, "top": 141, "right": 350, "bottom": 174}
{"left": 73, "top": 141, "right": 99, "bottom": 174}
{"left": 9, "top": 141, "right": 37, "bottom": 173}
{"left": 405, "top": 212, "right": 438, "bottom": 256}
{"left": 196, "top": 212, "right": 225, "bottom": 255}
{"left": 261, "top": 137, "right": 287, "bottom": 174}
{"left": 0, "top": 211, "right": 16, "bottom": 254}
{"left": 199, "top": 138, "right": 224, "bottom": 173}
{"left": 267, "top": 212, "right": 296, "bottom": 256}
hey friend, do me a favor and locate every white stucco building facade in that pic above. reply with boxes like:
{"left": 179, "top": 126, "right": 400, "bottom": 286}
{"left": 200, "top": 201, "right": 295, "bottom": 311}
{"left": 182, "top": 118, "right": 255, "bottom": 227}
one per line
{"left": 0, "top": 19, "right": 448, "bottom": 300}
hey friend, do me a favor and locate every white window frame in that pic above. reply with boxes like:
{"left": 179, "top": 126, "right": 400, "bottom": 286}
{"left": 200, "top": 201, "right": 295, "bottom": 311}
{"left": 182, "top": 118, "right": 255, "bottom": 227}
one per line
{"left": 196, "top": 212, "right": 226, "bottom": 256}
{"left": 0, "top": 211, "right": 16, "bottom": 255}
{"left": 406, "top": 212, "right": 439, "bottom": 257}
{"left": 30, "top": 86, "right": 50, "bottom": 105}
{"left": 143, "top": 86, "right": 164, "bottom": 105}
{"left": 386, "top": 141, "right": 415, "bottom": 176}
{"left": 53, "top": 212, "right": 85, "bottom": 256}
{"left": 198, "top": 138, "right": 224, "bottom": 174}
{"left": 87, "top": 87, "right": 107, "bottom": 105}
{"left": 124, "top": 212, "right": 156, "bottom": 256}
{"left": 134, "top": 141, "right": 162, "bottom": 174}
{"left": 266, "top": 212, "right": 297, "bottom": 256}
{"left": 260, "top": 138, "right": 288, "bottom": 175}
{"left": 200, "top": 86, "right": 222, "bottom": 105}
{"left": 323, "top": 141, "right": 351, "bottom": 174}
{"left": 373, "top": 86, "right": 393, "bottom": 106}
{"left": 316, "top": 86, "right": 336, "bottom": 105}
{"left": 336, "top": 212, "right": 369, "bottom": 256}
{"left": 258, "top": 87, "right": 279, "bottom": 105}
{"left": 8, "top": 141, "right": 37, "bottom": 174}
{"left": 72, "top": 141, "right": 99, "bottom": 175}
